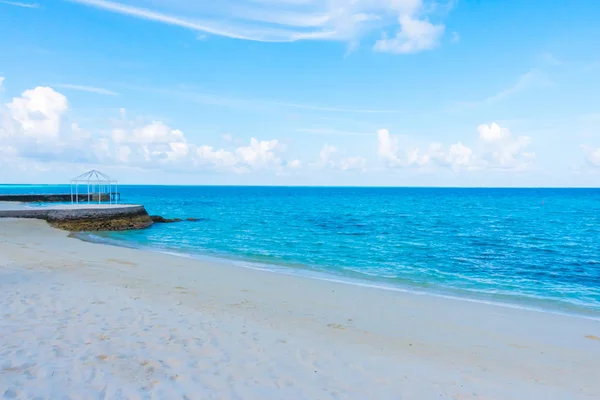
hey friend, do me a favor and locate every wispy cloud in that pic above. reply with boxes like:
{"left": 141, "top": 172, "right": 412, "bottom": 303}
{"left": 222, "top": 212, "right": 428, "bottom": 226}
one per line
{"left": 451, "top": 69, "right": 552, "bottom": 110}
{"left": 53, "top": 83, "right": 118, "bottom": 96}
{"left": 0, "top": 0, "right": 39, "bottom": 8}
{"left": 539, "top": 52, "right": 562, "bottom": 66}
{"left": 122, "top": 83, "right": 401, "bottom": 114}
{"left": 67, "top": 0, "right": 333, "bottom": 42}
{"left": 482, "top": 70, "right": 548, "bottom": 103}
{"left": 373, "top": 17, "right": 445, "bottom": 54}
{"left": 67, "top": 0, "right": 451, "bottom": 53}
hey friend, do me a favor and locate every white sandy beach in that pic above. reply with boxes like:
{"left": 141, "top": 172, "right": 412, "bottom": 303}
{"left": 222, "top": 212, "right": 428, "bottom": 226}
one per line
{"left": 1, "top": 218, "right": 599, "bottom": 399}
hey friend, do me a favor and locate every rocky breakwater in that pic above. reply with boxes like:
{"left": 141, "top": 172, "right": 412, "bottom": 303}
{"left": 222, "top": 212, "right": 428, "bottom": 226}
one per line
{"left": 0, "top": 204, "right": 153, "bottom": 231}
{"left": 48, "top": 206, "right": 153, "bottom": 231}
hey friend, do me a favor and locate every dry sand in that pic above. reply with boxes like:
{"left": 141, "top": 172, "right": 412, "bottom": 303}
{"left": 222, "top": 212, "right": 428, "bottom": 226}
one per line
{"left": 1, "top": 218, "right": 599, "bottom": 399}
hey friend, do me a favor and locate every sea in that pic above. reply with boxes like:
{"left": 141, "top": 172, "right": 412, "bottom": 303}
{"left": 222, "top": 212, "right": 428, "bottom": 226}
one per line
{"left": 2, "top": 185, "right": 599, "bottom": 319}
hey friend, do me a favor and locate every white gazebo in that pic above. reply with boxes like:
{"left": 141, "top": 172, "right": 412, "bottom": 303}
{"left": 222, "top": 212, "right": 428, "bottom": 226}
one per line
{"left": 70, "top": 170, "right": 119, "bottom": 204}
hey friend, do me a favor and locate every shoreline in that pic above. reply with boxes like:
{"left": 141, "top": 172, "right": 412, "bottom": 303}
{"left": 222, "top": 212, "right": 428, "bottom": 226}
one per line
{"left": 77, "top": 230, "right": 600, "bottom": 322}
{"left": 2, "top": 218, "right": 600, "bottom": 399}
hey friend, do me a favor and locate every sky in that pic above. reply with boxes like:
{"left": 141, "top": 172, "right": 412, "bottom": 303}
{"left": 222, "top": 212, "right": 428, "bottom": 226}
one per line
{"left": 0, "top": 0, "right": 599, "bottom": 186}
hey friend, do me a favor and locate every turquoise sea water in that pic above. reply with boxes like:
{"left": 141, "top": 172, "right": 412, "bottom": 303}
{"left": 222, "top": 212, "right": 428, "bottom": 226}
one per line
{"left": 2, "top": 185, "right": 600, "bottom": 318}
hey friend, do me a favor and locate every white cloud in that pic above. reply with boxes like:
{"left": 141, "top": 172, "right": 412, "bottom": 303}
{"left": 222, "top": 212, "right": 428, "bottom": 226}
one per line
{"left": 53, "top": 83, "right": 118, "bottom": 96}
{"left": 194, "top": 138, "right": 288, "bottom": 174}
{"left": 71, "top": 122, "right": 91, "bottom": 140}
{"left": 0, "top": 76, "right": 5, "bottom": 89}
{"left": 477, "top": 123, "right": 533, "bottom": 170}
{"left": 377, "top": 128, "right": 401, "bottom": 166}
{"left": 340, "top": 156, "right": 367, "bottom": 171}
{"left": 288, "top": 159, "right": 302, "bottom": 169}
{"left": 420, "top": 141, "right": 473, "bottom": 171}
{"left": 400, "top": 142, "right": 474, "bottom": 171}
{"left": 0, "top": 79, "right": 298, "bottom": 174}
{"left": 109, "top": 122, "right": 291, "bottom": 173}
{"left": 114, "top": 121, "right": 185, "bottom": 145}
{"left": 6, "top": 86, "right": 68, "bottom": 139}
{"left": 319, "top": 144, "right": 338, "bottom": 167}
{"left": 108, "top": 121, "right": 190, "bottom": 167}
{"left": 377, "top": 123, "right": 532, "bottom": 172}
{"left": 373, "top": 16, "right": 444, "bottom": 54}
{"left": 196, "top": 146, "right": 239, "bottom": 170}
{"left": 581, "top": 145, "right": 600, "bottom": 167}
{"left": 315, "top": 143, "right": 366, "bottom": 171}
{"left": 0, "top": 83, "right": 105, "bottom": 164}
{"left": 478, "top": 122, "right": 508, "bottom": 142}
{"left": 405, "top": 147, "right": 430, "bottom": 167}
{"left": 447, "top": 142, "right": 473, "bottom": 170}
{"left": 236, "top": 138, "right": 283, "bottom": 169}
{"left": 69, "top": 0, "right": 450, "bottom": 54}
{"left": 165, "top": 142, "right": 190, "bottom": 162}
{"left": 0, "top": 1, "right": 39, "bottom": 8}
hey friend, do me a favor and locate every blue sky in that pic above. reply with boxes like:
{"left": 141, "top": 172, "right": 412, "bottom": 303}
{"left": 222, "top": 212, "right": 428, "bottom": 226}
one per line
{"left": 0, "top": 0, "right": 599, "bottom": 186}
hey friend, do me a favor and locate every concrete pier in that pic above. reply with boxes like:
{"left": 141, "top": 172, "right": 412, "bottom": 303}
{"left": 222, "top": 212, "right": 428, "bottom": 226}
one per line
{"left": 0, "top": 203, "right": 152, "bottom": 231}
{"left": 0, "top": 193, "right": 120, "bottom": 203}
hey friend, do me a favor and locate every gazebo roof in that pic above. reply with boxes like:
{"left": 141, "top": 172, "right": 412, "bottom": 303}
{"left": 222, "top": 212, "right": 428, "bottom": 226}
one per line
{"left": 71, "top": 169, "right": 117, "bottom": 183}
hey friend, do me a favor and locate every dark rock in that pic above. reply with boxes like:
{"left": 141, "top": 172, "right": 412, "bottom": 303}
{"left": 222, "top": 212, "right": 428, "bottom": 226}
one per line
{"left": 186, "top": 217, "right": 200, "bottom": 221}
{"left": 51, "top": 213, "right": 153, "bottom": 231}
{"left": 48, "top": 206, "right": 152, "bottom": 232}
{"left": 150, "top": 215, "right": 182, "bottom": 223}
{"left": 48, "top": 207, "right": 153, "bottom": 231}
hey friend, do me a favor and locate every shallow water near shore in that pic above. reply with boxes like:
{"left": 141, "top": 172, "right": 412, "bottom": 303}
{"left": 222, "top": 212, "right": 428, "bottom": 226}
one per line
{"left": 3, "top": 185, "right": 600, "bottom": 317}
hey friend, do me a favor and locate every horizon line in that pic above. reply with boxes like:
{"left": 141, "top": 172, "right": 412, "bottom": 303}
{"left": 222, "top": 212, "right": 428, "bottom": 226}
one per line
{"left": 1, "top": 183, "right": 599, "bottom": 189}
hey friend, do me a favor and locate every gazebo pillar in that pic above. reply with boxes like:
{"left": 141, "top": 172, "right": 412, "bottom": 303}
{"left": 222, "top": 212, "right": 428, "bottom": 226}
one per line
{"left": 70, "top": 170, "right": 118, "bottom": 205}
